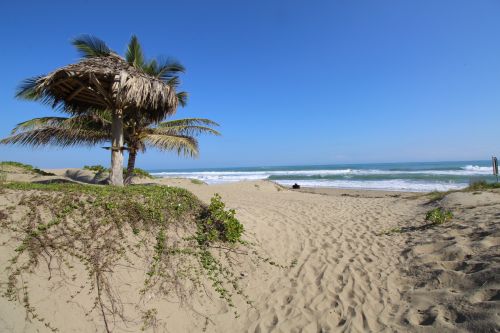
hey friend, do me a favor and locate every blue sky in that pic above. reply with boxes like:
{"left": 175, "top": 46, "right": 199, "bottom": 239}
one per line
{"left": 1, "top": 0, "right": 499, "bottom": 169}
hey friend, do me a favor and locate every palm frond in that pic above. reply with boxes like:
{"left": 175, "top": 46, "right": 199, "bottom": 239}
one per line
{"left": 155, "top": 118, "right": 220, "bottom": 136}
{"left": 1, "top": 127, "right": 109, "bottom": 148}
{"left": 143, "top": 58, "right": 185, "bottom": 82}
{"left": 143, "top": 133, "right": 198, "bottom": 157}
{"left": 167, "top": 76, "right": 181, "bottom": 87}
{"left": 82, "top": 109, "right": 113, "bottom": 125}
{"left": 16, "top": 76, "right": 44, "bottom": 100}
{"left": 125, "top": 35, "right": 145, "bottom": 68}
{"left": 176, "top": 91, "right": 188, "bottom": 107}
{"left": 153, "top": 125, "right": 220, "bottom": 137}
{"left": 142, "top": 59, "right": 157, "bottom": 76}
{"left": 154, "top": 57, "right": 185, "bottom": 81}
{"left": 158, "top": 118, "right": 220, "bottom": 128}
{"left": 72, "top": 35, "right": 112, "bottom": 58}
{"left": 11, "top": 117, "right": 69, "bottom": 134}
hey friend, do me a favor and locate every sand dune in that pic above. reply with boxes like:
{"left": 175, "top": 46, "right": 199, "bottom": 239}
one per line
{"left": 0, "top": 170, "right": 499, "bottom": 332}
{"left": 179, "top": 181, "right": 415, "bottom": 332}
{"left": 399, "top": 191, "right": 500, "bottom": 333}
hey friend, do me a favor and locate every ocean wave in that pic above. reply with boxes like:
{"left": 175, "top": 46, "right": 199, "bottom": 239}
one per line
{"left": 149, "top": 163, "right": 492, "bottom": 191}
{"left": 462, "top": 165, "right": 491, "bottom": 172}
{"left": 151, "top": 169, "right": 354, "bottom": 177}
{"left": 151, "top": 164, "right": 491, "bottom": 180}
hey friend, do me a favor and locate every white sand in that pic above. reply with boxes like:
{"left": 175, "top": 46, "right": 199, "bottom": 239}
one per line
{"left": 0, "top": 169, "right": 499, "bottom": 332}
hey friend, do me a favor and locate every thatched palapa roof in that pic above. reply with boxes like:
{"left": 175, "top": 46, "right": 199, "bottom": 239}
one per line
{"left": 24, "top": 54, "right": 178, "bottom": 121}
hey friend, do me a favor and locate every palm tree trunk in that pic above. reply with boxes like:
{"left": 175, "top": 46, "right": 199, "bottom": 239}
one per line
{"left": 109, "top": 109, "right": 124, "bottom": 186}
{"left": 125, "top": 148, "right": 137, "bottom": 185}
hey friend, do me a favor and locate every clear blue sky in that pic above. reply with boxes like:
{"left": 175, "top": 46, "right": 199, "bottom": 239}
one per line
{"left": 1, "top": 0, "right": 499, "bottom": 169}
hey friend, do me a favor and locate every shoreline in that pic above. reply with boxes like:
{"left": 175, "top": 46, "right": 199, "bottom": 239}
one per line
{"left": 145, "top": 160, "right": 492, "bottom": 193}
{"left": 42, "top": 169, "right": 430, "bottom": 195}
{"left": 41, "top": 165, "right": 492, "bottom": 193}
{"left": 296, "top": 186, "right": 418, "bottom": 198}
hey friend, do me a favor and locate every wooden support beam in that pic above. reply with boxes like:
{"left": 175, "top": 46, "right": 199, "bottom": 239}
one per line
{"left": 66, "top": 86, "right": 85, "bottom": 102}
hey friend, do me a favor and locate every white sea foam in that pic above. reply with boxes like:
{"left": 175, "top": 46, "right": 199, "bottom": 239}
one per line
{"left": 462, "top": 165, "right": 491, "bottom": 172}
{"left": 151, "top": 165, "right": 491, "bottom": 179}
{"left": 150, "top": 164, "right": 490, "bottom": 191}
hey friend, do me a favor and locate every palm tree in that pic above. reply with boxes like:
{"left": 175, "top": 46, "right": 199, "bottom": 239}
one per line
{"left": 1, "top": 115, "right": 220, "bottom": 183}
{"left": 122, "top": 117, "right": 219, "bottom": 182}
{"left": 16, "top": 35, "right": 181, "bottom": 185}
{"left": 5, "top": 35, "right": 220, "bottom": 183}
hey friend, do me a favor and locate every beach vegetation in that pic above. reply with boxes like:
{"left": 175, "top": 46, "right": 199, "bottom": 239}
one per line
{"left": 84, "top": 165, "right": 153, "bottom": 179}
{"left": 0, "top": 182, "right": 285, "bottom": 331}
{"left": 198, "top": 193, "right": 244, "bottom": 244}
{"left": 0, "top": 161, "right": 54, "bottom": 176}
{"left": 83, "top": 164, "right": 108, "bottom": 173}
{"left": 425, "top": 207, "right": 453, "bottom": 225}
{"left": 426, "top": 190, "right": 449, "bottom": 204}
{"left": 190, "top": 178, "right": 205, "bottom": 185}
{"left": 466, "top": 180, "right": 500, "bottom": 191}
{"left": 379, "top": 207, "right": 453, "bottom": 235}
{"left": 129, "top": 167, "right": 154, "bottom": 179}
{"left": 418, "top": 180, "right": 500, "bottom": 204}
{"left": 378, "top": 227, "right": 403, "bottom": 235}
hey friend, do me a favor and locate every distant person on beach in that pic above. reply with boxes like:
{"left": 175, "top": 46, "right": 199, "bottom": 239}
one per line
{"left": 292, "top": 183, "right": 300, "bottom": 189}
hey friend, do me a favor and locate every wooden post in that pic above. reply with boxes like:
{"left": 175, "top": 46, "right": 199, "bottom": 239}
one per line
{"left": 493, "top": 156, "right": 499, "bottom": 183}
{"left": 109, "top": 109, "right": 124, "bottom": 186}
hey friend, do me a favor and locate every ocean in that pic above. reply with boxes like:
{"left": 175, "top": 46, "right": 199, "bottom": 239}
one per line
{"left": 149, "top": 160, "right": 497, "bottom": 192}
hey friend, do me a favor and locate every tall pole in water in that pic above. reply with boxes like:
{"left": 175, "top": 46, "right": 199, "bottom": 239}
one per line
{"left": 493, "top": 156, "right": 499, "bottom": 183}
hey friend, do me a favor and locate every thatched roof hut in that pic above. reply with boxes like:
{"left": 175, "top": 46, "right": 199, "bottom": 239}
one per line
{"left": 27, "top": 54, "right": 178, "bottom": 121}
{"left": 16, "top": 36, "right": 183, "bottom": 186}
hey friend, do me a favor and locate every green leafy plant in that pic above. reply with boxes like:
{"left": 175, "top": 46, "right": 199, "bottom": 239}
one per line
{"left": 0, "top": 182, "right": 287, "bottom": 332}
{"left": 83, "top": 164, "right": 108, "bottom": 173}
{"left": 199, "top": 193, "right": 244, "bottom": 244}
{"left": 84, "top": 165, "right": 152, "bottom": 179}
{"left": 128, "top": 167, "right": 153, "bottom": 179}
{"left": 425, "top": 207, "right": 453, "bottom": 225}
{"left": 190, "top": 179, "right": 205, "bottom": 185}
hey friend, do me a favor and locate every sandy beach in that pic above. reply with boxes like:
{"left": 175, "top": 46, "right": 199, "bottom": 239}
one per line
{"left": 0, "top": 168, "right": 498, "bottom": 332}
{"left": 2, "top": 1, "right": 500, "bottom": 330}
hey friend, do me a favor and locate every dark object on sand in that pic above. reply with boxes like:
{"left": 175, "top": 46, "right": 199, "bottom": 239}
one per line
{"left": 292, "top": 183, "right": 300, "bottom": 189}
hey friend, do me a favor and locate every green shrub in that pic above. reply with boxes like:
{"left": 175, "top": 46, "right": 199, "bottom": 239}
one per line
{"left": 467, "top": 180, "right": 500, "bottom": 191}
{"left": 129, "top": 168, "right": 153, "bottom": 179}
{"left": 84, "top": 165, "right": 153, "bottom": 179}
{"left": 425, "top": 207, "right": 453, "bottom": 225}
{"left": 190, "top": 179, "right": 205, "bottom": 185}
{"left": 0, "top": 182, "right": 292, "bottom": 330}
{"left": 0, "top": 182, "right": 255, "bottom": 329}
{"left": 83, "top": 164, "right": 108, "bottom": 173}
{"left": 199, "top": 193, "right": 244, "bottom": 244}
